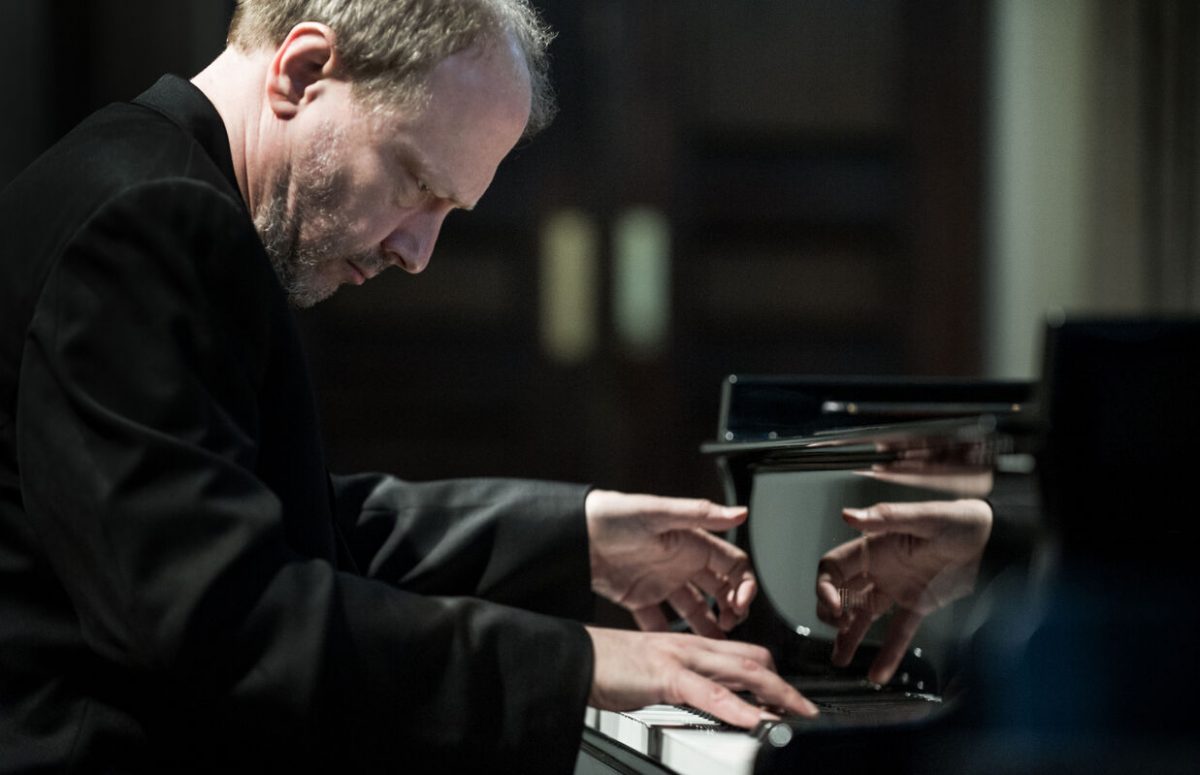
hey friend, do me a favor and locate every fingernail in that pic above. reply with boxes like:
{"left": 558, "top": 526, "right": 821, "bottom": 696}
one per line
{"left": 759, "top": 710, "right": 780, "bottom": 722}
{"left": 842, "top": 507, "right": 874, "bottom": 521}
{"left": 736, "top": 581, "right": 754, "bottom": 608}
{"left": 722, "top": 505, "right": 747, "bottom": 517}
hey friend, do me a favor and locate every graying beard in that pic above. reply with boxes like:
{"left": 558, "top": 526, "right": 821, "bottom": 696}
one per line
{"left": 254, "top": 146, "right": 349, "bottom": 308}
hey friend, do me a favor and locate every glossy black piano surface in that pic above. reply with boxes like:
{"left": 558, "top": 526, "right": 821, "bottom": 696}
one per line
{"left": 578, "top": 325, "right": 1200, "bottom": 774}
{"left": 580, "top": 376, "right": 1037, "bottom": 775}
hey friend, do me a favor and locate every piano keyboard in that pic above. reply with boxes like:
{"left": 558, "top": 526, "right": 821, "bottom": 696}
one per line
{"left": 583, "top": 705, "right": 761, "bottom": 775}
{"left": 581, "top": 690, "right": 943, "bottom": 774}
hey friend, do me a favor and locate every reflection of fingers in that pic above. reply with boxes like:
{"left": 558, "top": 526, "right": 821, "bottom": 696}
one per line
{"left": 632, "top": 605, "right": 671, "bottom": 632}
{"left": 844, "top": 503, "right": 984, "bottom": 539}
{"left": 668, "top": 586, "right": 724, "bottom": 639}
{"left": 831, "top": 610, "right": 874, "bottom": 667}
{"left": 856, "top": 469, "right": 994, "bottom": 497}
{"left": 819, "top": 536, "right": 870, "bottom": 582}
{"left": 684, "top": 648, "right": 818, "bottom": 718}
{"left": 869, "top": 609, "right": 925, "bottom": 685}
{"left": 815, "top": 576, "right": 843, "bottom": 624}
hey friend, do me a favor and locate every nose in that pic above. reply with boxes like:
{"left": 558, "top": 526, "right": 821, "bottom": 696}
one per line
{"left": 383, "top": 206, "right": 451, "bottom": 274}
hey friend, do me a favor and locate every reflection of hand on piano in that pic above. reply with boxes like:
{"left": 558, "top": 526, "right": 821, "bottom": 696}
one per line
{"left": 585, "top": 625, "right": 819, "bottom": 730}
{"left": 815, "top": 499, "right": 993, "bottom": 684}
{"left": 585, "top": 490, "right": 757, "bottom": 638}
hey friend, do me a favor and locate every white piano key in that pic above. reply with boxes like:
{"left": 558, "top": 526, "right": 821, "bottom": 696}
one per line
{"left": 659, "top": 727, "right": 759, "bottom": 775}
{"left": 586, "top": 705, "right": 759, "bottom": 775}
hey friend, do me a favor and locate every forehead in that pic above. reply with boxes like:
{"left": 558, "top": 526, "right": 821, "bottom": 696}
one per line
{"left": 361, "top": 41, "right": 533, "bottom": 203}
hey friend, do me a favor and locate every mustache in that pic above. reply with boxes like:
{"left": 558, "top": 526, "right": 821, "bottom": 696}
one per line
{"left": 344, "top": 246, "right": 392, "bottom": 278}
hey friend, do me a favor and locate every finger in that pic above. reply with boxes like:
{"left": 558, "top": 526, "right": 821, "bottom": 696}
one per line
{"left": 854, "top": 468, "right": 994, "bottom": 497}
{"left": 707, "top": 542, "right": 757, "bottom": 625}
{"left": 691, "top": 569, "right": 741, "bottom": 630}
{"left": 831, "top": 607, "right": 876, "bottom": 667}
{"left": 842, "top": 502, "right": 957, "bottom": 539}
{"left": 815, "top": 574, "right": 844, "bottom": 624}
{"left": 668, "top": 586, "right": 724, "bottom": 639}
{"left": 734, "top": 575, "right": 755, "bottom": 610}
{"left": 698, "top": 530, "right": 752, "bottom": 579}
{"left": 817, "top": 535, "right": 871, "bottom": 584}
{"left": 869, "top": 608, "right": 926, "bottom": 685}
{"left": 688, "top": 530, "right": 753, "bottom": 600}
{"left": 668, "top": 670, "right": 775, "bottom": 728}
{"left": 677, "top": 649, "right": 818, "bottom": 720}
{"left": 632, "top": 604, "right": 672, "bottom": 632}
{"left": 870, "top": 458, "right": 992, "bottom": 475}
{"left": 638, "top": 495, "right": 748, "bottom": 533}
{"left": 690, "top": 567, "right": 755, "bottom": 631}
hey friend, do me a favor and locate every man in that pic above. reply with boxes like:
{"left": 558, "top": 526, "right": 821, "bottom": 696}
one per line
{"left": 0, "top": 1, "right": 814, "bottom": 772}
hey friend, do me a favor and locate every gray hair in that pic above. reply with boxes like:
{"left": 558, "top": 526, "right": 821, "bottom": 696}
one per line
{"left": 228, "top": 0, "right": 556, "bottom": 135}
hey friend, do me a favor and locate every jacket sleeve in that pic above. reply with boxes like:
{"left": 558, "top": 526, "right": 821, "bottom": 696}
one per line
{"left": 330, "top": 473, "right": 596, "bottom": 620}
{"left": 16, "top": 180, "right": 592, "bottom": 772}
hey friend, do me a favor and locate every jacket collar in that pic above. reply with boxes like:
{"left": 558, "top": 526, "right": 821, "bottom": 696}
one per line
{"left": 132, "top": 74, "right": 241, "bottom": 202}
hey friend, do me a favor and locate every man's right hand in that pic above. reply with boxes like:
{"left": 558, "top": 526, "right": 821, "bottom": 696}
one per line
{"left": 585, "top": 626, "right": 818, "bottom": 727}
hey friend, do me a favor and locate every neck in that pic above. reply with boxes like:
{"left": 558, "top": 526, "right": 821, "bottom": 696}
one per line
{"left": 192, "top": 47, "right": 274, "bottom": 217}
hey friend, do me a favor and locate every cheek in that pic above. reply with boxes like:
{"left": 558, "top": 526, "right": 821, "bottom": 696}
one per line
{"left": 318, "top": 195, "right": 388, "bottom": 249}
{"left": 358, "top": 195, "right": 410, "bottom": 246}
{"left": 311, "top": 154, "right": 393, "bottom": 241}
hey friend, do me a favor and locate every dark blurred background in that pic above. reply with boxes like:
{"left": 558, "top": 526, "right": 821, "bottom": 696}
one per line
{"left": 4, "top": 0, "right": 1197, "bottom": 501}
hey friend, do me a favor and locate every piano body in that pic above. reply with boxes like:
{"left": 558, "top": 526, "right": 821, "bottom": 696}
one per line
{"left": 579, "top": 319, "right": 1200, "bottom": 774}
{"left": 578, "top": 376, "right": 1037, "bottom": 775}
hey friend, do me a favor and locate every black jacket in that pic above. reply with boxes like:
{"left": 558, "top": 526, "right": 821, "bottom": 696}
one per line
{"left": 0, "top": 75, "right": 593, "bottom": 773}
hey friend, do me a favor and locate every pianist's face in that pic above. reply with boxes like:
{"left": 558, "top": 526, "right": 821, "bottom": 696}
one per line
{"left": 255, "top": 41, "right": 531, "bottom": 308}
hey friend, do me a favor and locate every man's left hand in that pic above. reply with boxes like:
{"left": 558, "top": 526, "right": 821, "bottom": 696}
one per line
{"left": 585, "top": 490, "right": 755, "bottom": 638}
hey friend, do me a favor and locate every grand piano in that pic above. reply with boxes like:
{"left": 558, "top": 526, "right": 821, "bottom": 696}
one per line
{"left": 577, "top": 375, "right": 1038, "bottom": 775}
{"left": 576, "top": 318, "right": 1200, "bottom": 775}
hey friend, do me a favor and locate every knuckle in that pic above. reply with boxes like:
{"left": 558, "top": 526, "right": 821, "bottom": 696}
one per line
{"left": 704, "top": 681, "right": 732, "bottom": 707}
{"left": 663, "top": 671, "right": 688, "bottom": 705}
{"left": 662, "top": 634, "right": 687, "bottom": 658}
{"left": 739, "top": 656, "right": 762, "bottom": 674}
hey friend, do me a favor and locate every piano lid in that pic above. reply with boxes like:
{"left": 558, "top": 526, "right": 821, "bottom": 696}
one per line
{"left": 712, "top": 375, "right": 1036, "bottom": 445}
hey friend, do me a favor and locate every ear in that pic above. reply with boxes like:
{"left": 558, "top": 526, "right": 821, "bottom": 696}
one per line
{"left": 266, "top": 22, "right": 340, "bottom": 120}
